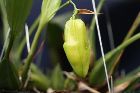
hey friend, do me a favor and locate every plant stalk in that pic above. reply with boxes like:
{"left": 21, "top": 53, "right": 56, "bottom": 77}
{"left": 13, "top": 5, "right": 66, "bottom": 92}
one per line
{"left": 18, "top": 1, "right": 71, "bottom": 58}
{"left": 21, "top": 1, "right": 70, "bottom": 85}
{"left": 69, "top": 0, "right": 78, "bottom": 19}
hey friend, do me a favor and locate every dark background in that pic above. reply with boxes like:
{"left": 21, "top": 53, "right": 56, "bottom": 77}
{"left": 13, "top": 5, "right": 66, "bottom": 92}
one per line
{"left": 0, "top": 0, "right": 140, "bottom": 74}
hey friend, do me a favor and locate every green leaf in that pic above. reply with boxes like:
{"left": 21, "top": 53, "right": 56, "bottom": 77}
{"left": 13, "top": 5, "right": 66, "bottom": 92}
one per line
{"left": 0, "top": 58, "right": 20, "bottom": 89}
{"left": 4, "top": 0, "right": 33, "bottom": 35}
{"left": 3, "top": 0, "right": 33, "bottom": 59}
{"left": 39, "top": 0, "right": 61, "bottom": 27}
{"left": 89, "top": 33, "right": 140, "bottom": 86}
{"left": 30, "top": 64, "right": 50, "bottom": 90}
{"left": 51, "top": 64, "right": 65, "bottom": 90}
{"left": 0, "top": 0, "right": 9, "bottom": 39}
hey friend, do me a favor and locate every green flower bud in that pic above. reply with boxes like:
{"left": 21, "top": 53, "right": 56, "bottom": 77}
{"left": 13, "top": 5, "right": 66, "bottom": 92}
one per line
{"left": 63, "top": 19, "right": 90, "bottom": 77}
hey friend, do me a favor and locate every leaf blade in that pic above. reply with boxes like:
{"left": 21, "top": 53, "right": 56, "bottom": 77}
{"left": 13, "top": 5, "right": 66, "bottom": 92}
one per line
{"left": 0, "top": 59, "right": 20, "bottom": 89}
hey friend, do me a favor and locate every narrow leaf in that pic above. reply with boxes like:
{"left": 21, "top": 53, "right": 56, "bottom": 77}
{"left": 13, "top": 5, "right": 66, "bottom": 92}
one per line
{"left": 4, "top": 0, "right": 33, "bottom": 35}
{"left": 39, "top": 0, "right": 61, "bottom": 27}
{"left": 0, "top": 0, "right": 9, "bottom": 38}
{"left": 89, "top": 33, "right": 140, "bottom": 86}
{"left": 51, "top": 65, "right": 65, "bottom": 90}
{"left": 30, "top": 64, "right": 50, "bottom": 90}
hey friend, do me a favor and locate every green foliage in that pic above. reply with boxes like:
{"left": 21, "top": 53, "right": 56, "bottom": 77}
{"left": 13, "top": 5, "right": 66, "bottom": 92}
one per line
{"left": 4, "top": 0, "right": 32, "bottom": 35}
{"left": 0, "top": 58, "right": 20, "bottom": 89}
{"left": 0, "top": 0, "right": 32, "bottom": 89}
{"left": 39, "top": 0, "right": 61, "bottom": 28}
{"left": 89, "top": 33, "right": 140, "bottom": 86}
{"left": 51, "top": 65, "right": 65, "bottom": 90}
{"left": 0, "top": 0, "right": 9, "bottom": 38}
{"left": 0, "top": 0, "right": 140, "bottom": 92}
{"left": 30, "top": 64, "right": 50, "bottom": 90}
{"left": 89, "top": 12, "right": 140, "bottom": 87}
{"left": 21, "top": 0, "right": 62, "bottom": 83}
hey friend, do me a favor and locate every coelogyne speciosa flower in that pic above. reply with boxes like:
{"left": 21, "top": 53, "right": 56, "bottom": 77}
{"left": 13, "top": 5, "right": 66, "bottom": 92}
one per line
{"left": 63, "top": 18, "right": 90, "bottom": 77}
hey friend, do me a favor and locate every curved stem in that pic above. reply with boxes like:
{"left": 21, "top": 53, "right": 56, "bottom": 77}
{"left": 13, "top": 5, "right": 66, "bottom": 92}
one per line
{"left": 69, "top": 0, "right": 78, "bottom": 19}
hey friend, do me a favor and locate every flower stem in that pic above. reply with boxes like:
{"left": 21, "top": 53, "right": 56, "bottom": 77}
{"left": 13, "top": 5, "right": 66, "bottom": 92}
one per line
{"left": 69, "top": 0, "right": 78, "bottom": 19}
